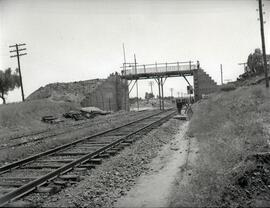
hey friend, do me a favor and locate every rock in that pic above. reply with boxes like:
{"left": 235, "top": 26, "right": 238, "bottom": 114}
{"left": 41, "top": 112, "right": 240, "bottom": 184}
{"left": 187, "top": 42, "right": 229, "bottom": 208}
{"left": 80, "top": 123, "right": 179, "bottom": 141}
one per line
{"left": 238, "top": 176, "right": 248, "bottom": 188}
{"left": 170, "top": 147, "right": 179, "bottom": 151}
{"left": 51, "top": 197, "right": 58, "bottom": 202}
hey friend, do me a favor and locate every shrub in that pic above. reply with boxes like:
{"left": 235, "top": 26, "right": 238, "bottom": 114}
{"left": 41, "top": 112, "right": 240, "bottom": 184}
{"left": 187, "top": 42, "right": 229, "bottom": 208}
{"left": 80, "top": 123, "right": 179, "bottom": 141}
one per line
{"left": 220, "top": 84, "right": 236, "bottom": 92}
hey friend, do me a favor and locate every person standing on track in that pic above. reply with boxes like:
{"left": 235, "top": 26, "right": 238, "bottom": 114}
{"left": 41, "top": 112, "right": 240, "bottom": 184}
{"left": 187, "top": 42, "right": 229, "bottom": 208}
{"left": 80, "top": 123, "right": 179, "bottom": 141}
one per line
{"left": 176, "top": 98, "right": 183, "bottom": 114}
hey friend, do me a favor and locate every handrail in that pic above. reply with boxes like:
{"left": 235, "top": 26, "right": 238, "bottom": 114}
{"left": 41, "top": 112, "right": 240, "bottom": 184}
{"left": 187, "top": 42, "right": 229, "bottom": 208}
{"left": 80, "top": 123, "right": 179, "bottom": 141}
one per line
{"left": 121, "top": 61, "right": 194, "bottom": 69}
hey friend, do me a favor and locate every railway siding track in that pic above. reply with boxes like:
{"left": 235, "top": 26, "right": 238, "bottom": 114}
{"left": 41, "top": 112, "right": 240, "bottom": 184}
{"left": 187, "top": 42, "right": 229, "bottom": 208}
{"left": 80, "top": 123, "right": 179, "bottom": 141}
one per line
{"left": 0, "top": 109, "right": 176, "bottom": 206}
{"left": 0, "top": 110, "right": 159, "bottom": 150}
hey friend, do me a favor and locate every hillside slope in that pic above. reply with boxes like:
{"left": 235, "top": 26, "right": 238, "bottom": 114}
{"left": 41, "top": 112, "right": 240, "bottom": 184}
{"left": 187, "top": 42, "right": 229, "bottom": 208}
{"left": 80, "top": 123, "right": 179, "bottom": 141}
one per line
{"left": 27, "top": 79, "right": 104, "bottom": 103}
{"left": 170, "top": 83, "right": 270, "bottom": 207}
{"left": 27, "top": 73, "right": 129, "bottom": 111}
{"left": 0, "top": 99, "right": 79, "bottom": 137}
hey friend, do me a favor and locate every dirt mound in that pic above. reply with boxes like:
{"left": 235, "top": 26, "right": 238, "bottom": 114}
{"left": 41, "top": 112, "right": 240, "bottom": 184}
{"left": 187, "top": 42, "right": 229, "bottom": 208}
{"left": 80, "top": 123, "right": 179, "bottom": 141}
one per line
{"left": 27, "top": 79, "right": 104, "bottom": 103}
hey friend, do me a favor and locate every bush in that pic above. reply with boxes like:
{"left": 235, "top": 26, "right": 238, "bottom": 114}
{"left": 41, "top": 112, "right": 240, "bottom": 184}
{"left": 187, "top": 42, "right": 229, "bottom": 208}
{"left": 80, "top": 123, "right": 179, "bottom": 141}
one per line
{"left": 220, "top": 84, "right": 236, "bottom": 92}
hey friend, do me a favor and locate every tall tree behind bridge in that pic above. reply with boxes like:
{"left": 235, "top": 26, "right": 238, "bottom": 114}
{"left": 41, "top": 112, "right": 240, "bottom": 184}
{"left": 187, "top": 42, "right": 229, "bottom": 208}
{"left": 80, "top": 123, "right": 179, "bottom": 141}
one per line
{"left": 0, "top": 68, "right": 21, "bottom": 104}
{"left": 247, "top": 48, "right": 263, "bottom": 73}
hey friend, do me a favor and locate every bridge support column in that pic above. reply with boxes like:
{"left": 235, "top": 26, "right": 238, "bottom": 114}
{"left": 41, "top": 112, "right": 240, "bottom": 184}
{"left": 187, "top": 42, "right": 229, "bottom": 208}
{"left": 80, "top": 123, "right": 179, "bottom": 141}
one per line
{"left": 156, "top": 78, "right": 162, "bottom": 110}
{"left": 136, "top": 79, "right": 139, "bottom": 111}
{"left": 193, "top": 69, "right": 199, "bottom": 101}
{"left": 161, "top": 77, "right": 164, "bottom": 111}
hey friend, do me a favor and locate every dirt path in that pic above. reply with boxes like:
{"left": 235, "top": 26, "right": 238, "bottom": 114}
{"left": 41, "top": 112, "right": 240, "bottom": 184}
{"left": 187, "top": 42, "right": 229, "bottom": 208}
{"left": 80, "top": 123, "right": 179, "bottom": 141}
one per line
{"left": 115, "top": 121, "right": 198, "bottom": 208}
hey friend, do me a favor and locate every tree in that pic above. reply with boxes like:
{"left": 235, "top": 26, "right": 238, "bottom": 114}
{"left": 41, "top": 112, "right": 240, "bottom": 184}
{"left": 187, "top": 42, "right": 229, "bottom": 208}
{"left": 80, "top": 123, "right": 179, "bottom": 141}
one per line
{"left": 247, "top": 48, "right": 263, "bottom": 73}
{"left": 0, "top": 68, "right": 21, "bottom": 104}
{"left": 145, "top": 92, "right": 154, "bottom": 100}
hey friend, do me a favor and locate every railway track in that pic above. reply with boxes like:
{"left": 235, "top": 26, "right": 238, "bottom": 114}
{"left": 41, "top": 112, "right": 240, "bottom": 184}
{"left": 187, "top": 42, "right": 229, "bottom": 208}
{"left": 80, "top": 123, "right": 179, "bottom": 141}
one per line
{"left": 0, "top": 110, "right": 159, "bottom": 150}
{"left": 0, "top": 109, "right": 176, "bottom": 206}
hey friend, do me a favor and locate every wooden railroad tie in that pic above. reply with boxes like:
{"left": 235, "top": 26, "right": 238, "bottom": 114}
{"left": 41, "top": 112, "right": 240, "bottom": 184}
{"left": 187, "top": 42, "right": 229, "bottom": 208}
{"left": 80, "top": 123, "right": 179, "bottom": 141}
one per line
{"left": 53, "top": 152, "right": 89, "bottom": 156}
{"left": 97, "top": 153, "right": 110, "bottom": 158}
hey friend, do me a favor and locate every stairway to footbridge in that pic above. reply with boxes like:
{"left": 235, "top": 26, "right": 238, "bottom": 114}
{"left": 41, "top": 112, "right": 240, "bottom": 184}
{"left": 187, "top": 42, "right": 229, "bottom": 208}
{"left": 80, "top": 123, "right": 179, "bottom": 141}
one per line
{"left": 120, "top": 61, "right": 219, "bottom": 109}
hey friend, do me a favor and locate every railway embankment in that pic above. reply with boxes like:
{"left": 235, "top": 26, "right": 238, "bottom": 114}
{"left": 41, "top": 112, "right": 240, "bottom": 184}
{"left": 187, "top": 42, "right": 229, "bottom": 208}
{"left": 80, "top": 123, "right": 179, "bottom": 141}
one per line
{"left": 170, "top": 84, "right": 270, "bottom": 207}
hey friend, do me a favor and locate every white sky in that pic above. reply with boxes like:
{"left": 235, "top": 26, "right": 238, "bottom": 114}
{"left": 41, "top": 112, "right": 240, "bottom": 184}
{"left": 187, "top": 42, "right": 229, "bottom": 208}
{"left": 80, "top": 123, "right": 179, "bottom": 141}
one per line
{"left": 0, "top": 0, "right": 270, "bottom": 102}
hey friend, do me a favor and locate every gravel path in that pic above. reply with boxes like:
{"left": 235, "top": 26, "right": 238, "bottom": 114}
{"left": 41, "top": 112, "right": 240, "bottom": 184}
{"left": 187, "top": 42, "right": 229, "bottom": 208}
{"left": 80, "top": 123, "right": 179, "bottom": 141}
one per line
{"left": 40, "top": 118, "right": 183, "bottom": 207}
{"left": 168, "top": 136, "right": 199, "bottom": 207}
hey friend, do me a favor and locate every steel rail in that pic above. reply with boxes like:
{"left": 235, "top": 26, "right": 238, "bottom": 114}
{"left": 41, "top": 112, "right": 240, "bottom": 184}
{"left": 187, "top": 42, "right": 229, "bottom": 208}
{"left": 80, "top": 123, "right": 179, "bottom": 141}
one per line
{"left": 0, "top": 109, "right": 170, "bottom": 174}
{"left": 6, "top": 111, "right": 152, "bottom": 144}
{"left": 6, "top": 117, "right": 88, "bottom": 141}
{"left": 3, "top": 111, "right": 159, "bottom": 150}
{"left": 7, "top": 110, "right": 153, "bottom": 142}
{"left": 0, "top": 110, "right": 176, "bottom": 206}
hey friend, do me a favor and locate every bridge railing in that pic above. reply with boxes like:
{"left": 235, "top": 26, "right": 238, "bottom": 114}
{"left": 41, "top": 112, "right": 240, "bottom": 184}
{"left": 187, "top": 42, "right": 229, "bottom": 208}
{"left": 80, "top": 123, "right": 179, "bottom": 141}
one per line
{"left": 121, "top": 61, "right": 198, "bottom": 76}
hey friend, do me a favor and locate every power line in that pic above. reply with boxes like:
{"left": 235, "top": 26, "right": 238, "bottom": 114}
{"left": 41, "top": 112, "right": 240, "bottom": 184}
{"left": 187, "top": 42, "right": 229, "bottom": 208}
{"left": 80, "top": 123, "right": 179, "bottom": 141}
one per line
{"left": 9, "top": 43, "right": 27, "bottom": 102}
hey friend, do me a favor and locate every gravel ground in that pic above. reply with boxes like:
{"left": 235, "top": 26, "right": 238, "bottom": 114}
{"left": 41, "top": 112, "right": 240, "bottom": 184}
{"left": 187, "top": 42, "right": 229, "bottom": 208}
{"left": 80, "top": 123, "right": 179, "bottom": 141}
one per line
{"left": 39, "top": 118, "right": 182, "bottom": 207}
{"left": 0, "top": 110, "right": 159, "bottom": 165}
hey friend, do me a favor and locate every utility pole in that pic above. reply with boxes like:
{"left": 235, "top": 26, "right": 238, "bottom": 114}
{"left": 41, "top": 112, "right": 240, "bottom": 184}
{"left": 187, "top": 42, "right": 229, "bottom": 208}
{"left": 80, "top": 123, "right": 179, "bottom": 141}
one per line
{"left": 9, "top": 43, "right": 27, "bottom": 101}
{"left": 170, "top": 88, "right": 174, "bottom": 99}
{"left": 177, "top": 92, "right": 180, "bottom": 98}
{"left": 134, "top": 54, "right": 139, "bottom": 111}
{"left": 122, "top": 43, "right": 127, "bottom": 110}
{"left": 149, "top": 81, "right": 154, "bottom": 94}
{"left": 161, "top": 78, "right": 164, "bottom": 110}
{"left": 220, "top": 64, "right": 223, "bottom": 85}
{"left": 258, "top": 0, "right": 269, "bottom": 88}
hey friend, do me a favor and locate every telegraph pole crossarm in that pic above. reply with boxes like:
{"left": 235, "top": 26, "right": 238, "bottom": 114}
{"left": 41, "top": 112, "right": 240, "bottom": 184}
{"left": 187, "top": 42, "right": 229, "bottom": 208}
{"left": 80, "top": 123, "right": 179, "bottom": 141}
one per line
{"left": 9, "top": 43, "right": 27, "bottom": 101}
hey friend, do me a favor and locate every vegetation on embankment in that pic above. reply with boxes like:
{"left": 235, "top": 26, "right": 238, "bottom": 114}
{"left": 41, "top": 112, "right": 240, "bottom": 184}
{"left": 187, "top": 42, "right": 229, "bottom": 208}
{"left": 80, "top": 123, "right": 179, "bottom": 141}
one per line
{"left": 172, "top": 84, "right": 270, "bottom": 207}
{"left": 0, "top": 99, "right": 79, "bottom": 136}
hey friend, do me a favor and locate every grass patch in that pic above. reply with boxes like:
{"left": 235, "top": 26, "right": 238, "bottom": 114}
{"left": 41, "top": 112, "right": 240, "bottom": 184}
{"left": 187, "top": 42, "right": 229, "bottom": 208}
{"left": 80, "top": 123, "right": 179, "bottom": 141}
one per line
{"left": 172, "top": 85, "right": 270, "bottom": 207}
{"left": 220, "top": 83, "right": 237, "bottom": 91}
{"left": 0, "top": 99, "right": 79, "bottom": 136}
